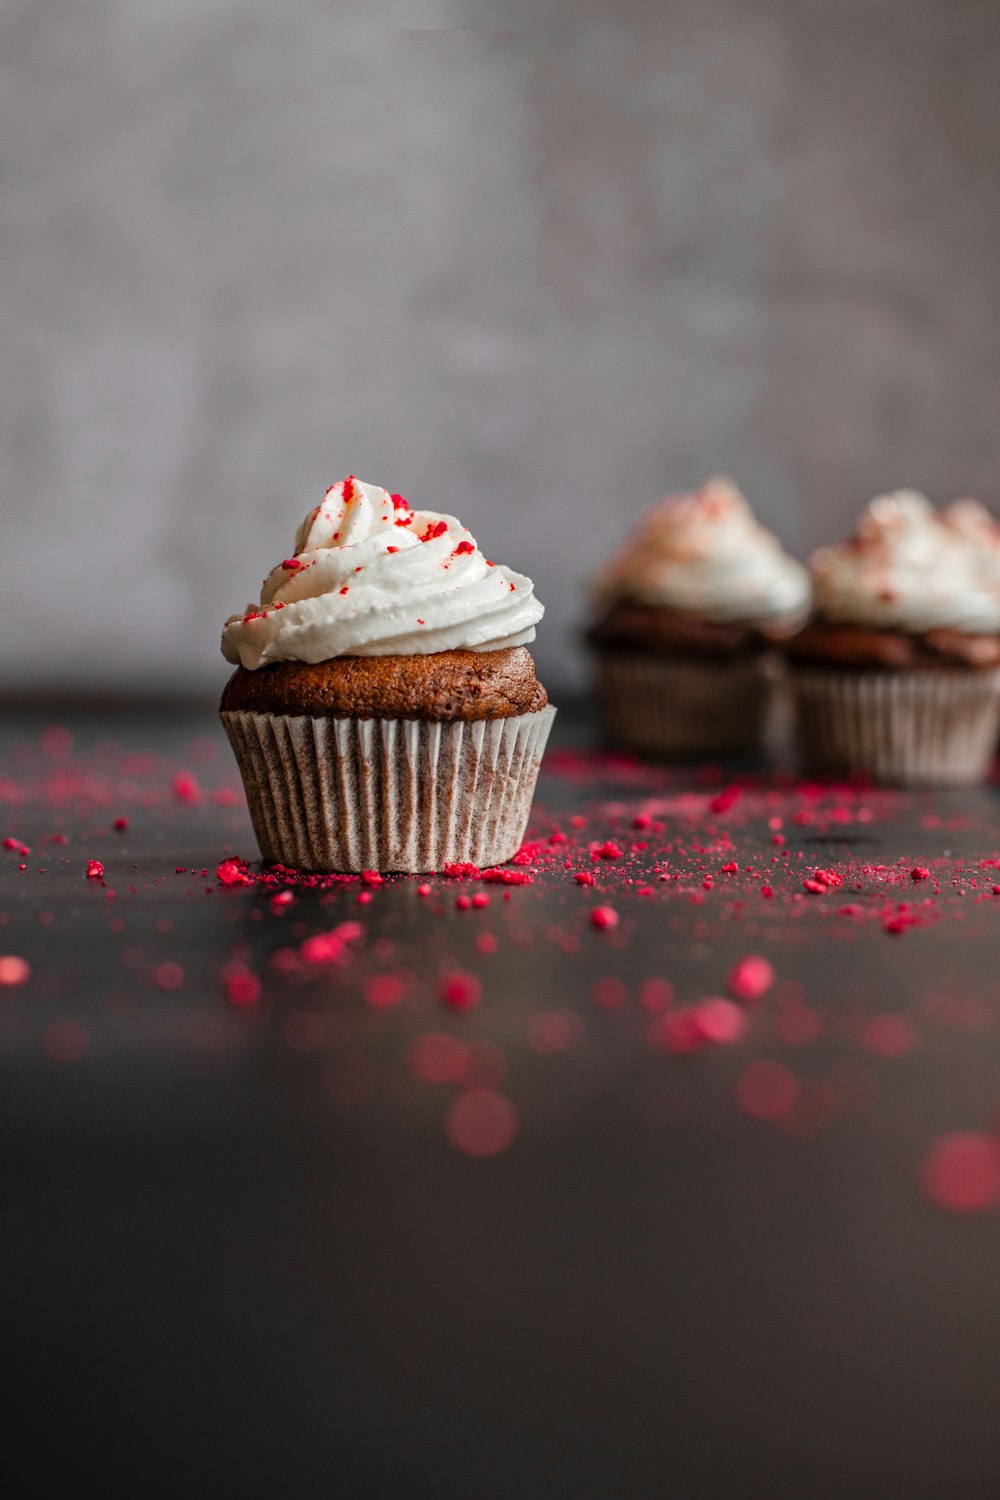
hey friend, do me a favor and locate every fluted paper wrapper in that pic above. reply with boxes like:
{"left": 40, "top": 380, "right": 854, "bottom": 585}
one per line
{"left": 591, "top": 650, "right": 775, "bottom": 757}
{"left": 220, "top": 707, "right": 556, "bottom": 872}
{"left": 789, "top": 668, "right": 1000, "bottom": 786}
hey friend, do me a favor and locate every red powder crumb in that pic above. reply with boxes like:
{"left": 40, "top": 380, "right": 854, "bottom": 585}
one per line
{"left": 804, "top": 868, "right": 843, "bottom": 894}
{"left": 4, "top": 837, "right": 29, "bottom": 855}
{"left": 410, "top": 1032, "right": 469, "bottom": 1084}
{"left": 85, "top": 860, "right": 104, "bottom": 880}
{"left": 421, "top": 520, "right": 448, "bottom": 542}
{"left": 42, "top": 1018, "right": 88, "bottom": 1064}
{"left": 223, "top": 964, "right": 261, "bottom": 1008}
{"left": 453, "top": 540, "right": 475, "bottom": 557}
{"left": 300, "top": 922, "right": 364, "bottom": 965}
{"left": 736, "top": 1060, "right": 800, "bottom": 1121}
{"left": 728, "top": 954, "right": 776, "bottom": 1003}
{"left": 445, "top": 1088, "right": 518, "bottom": 1157}
{"left": 527, "top": 1010, "right": 580, "bottom": 1052}
{"left": 593, "top": 841, "right": 623, "bottom": 860}
{"left": 639, "top": 977, "right": 674, "bottom": 1013}
{"left": 694, "top": 997, "right": 747, "bottom": 1044}
{"left": 154, "top": 961, "right": 185, "bottom": 991}
{"left": 911, "top": 867, "right": 930, "bottom": 881}
{"left": 475, "top": 932, "right": 498, "bottom": 955}
{"left": 921, "top": 1133, "right": 1000, "bottom": 1215}
{"left": 861, "top": 1014, "right": 919, "bottom": 1058}
{"left": 113, "top": 817, "right": 128, "bottom": 832}
{"left": 281, "top": 558, "right": 303, "bottom": 572}
{"left": 417, "top": 883, "right": 432, "bottom": 897}
{"left": 441, "top": 971, "right": 482, "bottom": 1010}
{"left": 593, "top": 976, "right": 627, "bottom": 1010}
{"left": 365, "top": 973, "right": 408, "bottom": 1009}
{"left": 0, "top": 955, "right": 31, "bottom": 988}
{"left": 590, "top": 906, "right": 619, "bottom": 931}
{"left": 171, "top": 772, "right": 201, "bottom": 805}
{"left": 216, "top": 857, "right": 253, "bottom": 887}
{"left": 573, "top": 871, "right": 596, "bottom": 887}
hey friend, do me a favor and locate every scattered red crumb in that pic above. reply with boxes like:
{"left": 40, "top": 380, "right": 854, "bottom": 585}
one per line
{"left": 593, "top": 976, "right": 627, "bottom": 1009}
{"left": 365, "top": 973, "right": 408, "bottom": 1009}
{"left": 445, "top": 1088, "right": 518, "bottom": 1157}
{"left": 171, "top": 772, "right": 201, "bottom": 805}
{"left": 421, "top": 520, "right": 448, "bottom": 542}
{"left": 590, "top": 906, "right": 619, "bottom": 931}
{"left": 0, "top": 955, "right": 31, "bottom": 987}
{"left": 154, "top": 961, "right": 185, "bottom": 991}
{"left": 921, "top": 1132, "right": 1000, "bottom": 1215}
{"left": 216, "top": 857, "right": 253, "bottom": 887}
{"left": 694, "top": 997, "right": 747, "bottom": 1044}
{"left": 42, "top": 1018, "right": 88, "bottom": 1064}
{"left": 417, "top": 883, "right": 432, "bottom": 898}
{"left": 300, "top": 922, "right": 364, "bottom": 966}
{"left": 85, "top": 860, "right": 104, "bottom": 880}
{"left": 475, "top": 932, "right": 498, "bottom": 955}
{"left": 441, "top": 971, "right": 482, "bottom": 1010}
{"left": 410, "top": 1032, "right": 468, "bottom": 1084}
{"left": 453, "top": 541, "right": 475, "bottom": 557}
{"left": 281, "top": 558, "right": 304, "bottom": 571}
{"left": 736, "top": 1060, "right": 800, "bottom": 1121}
{"left": 112, "top": 817, "right": 128, "bottom": 832}
{"left": 638, "top": 977, "right": 674, "bottom": 1012}
{"left": 593, "top": 841, "right": 623, "bottom": 860}
{"left": 861, "top": 1014, "right": 919, "bottom": 1058}
{"left": 223, "top": 964, "right": 261, "bottom": 1007}
{"left": 527, "top": 1010, "right": 581, "bottom": 1052}
{"left": 727, "top": 954, "right": 776, "bottom": 1003}
{"left": 911, "top": 867, "right": 930, "bottom": 881}
{"left": 573, "top": 871, "right": 596, "bottom": 886}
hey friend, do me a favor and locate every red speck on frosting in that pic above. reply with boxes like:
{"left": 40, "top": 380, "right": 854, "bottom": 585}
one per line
{"left": 390, "top": 493, "right": 409, "bottom": 510}
{"left": 386, "top": 546, "right": 399, "bottom": 554}
{"left": 453, "top": 541, "right": 475, "bottom": 556}
{"left": 421, "top": 520, "right": 448, "bottom": 542}
{"left": 281, "top": 558, "right": 303, "bottom": 572}
{"left": 339, "top": 586, "right": 349, "bottom": 595}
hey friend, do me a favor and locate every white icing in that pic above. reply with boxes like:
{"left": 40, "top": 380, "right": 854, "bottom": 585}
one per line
{"left": 594, "top": 477, "right": 810, "bottom": 627}
{"left": 222, "top": 477, "right": 543, "bottom": 669}
{"left": 812, "top": 490, "right": 1000, "bottom": 633}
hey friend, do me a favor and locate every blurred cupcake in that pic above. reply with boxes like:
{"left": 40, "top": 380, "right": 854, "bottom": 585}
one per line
{"left": 221, "top": 476, "right": 555, "bottom": 872}
{"left": 586, "top": 478, "right": 810, "bottom": 756}
{"left": 785, "top": 491, "right": 1000, "bottom": 785}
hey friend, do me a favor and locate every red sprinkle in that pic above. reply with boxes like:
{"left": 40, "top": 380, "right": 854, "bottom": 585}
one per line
{"left": 85, "top": 860, "right": 104, "bottom": 880}
{"left": 453, "top": 541, "right": 475, "bottom": 556}
{"left": 590, "top": 906, "right": 619, "bottom": 931}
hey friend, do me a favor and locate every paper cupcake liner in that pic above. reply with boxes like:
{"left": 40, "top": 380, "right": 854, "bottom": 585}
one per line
{"left": 789, "top": 667, "right": 1000, "bottom": 786}
{"left": 220, "top": 707, "right": 556, "bottom": 873}
{"left": 591, "top": 650, "right": 776, "bottom": 757}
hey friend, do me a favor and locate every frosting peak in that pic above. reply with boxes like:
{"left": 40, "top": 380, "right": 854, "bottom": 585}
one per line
{"left": 594, "top": 477, "right": 810, "bottom": 629}
{"left": 223, "top": 476, "right": 544, "bottom": 669}
{"left": 811, "top": 490, "right": 1000, "bottom": 634}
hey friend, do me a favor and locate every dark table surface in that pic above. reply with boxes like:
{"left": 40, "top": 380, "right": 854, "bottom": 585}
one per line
{"left": 4, "top": 704, "right": 1000, "bottom": 1498}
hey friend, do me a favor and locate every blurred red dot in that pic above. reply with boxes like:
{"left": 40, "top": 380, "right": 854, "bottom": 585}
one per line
{"left": 43, "top": 1019, "right": 88, "bottom": 1064}
{"left": 365, "top": 972, "right": 408, "bottom": 1009}
{"left": 736, "top": 1060, "right": 799, "bottom": 1121}
{"left": 592, "top": 975, "right": 627, "bottom": 1010}
{"left": 638, "top": 977, "right": 674, "bottom": 1013}
{"left": 410, "top": 1032, "right": 469, "bottom": 1084}
{"left": 223, "top": 964, "right": 261, "bottom": 1008}
{"left": 440, "top": 971, "right": 481, "bottom": 1010}
{"left": 527, "top": 1010, "right": 580, "bottom": 1052}
{"left": 695, "top": 997, "right": 746, "bottom": 1044}
{"left": 0, "top": 955, "right": 30, "bottom": 988}
{"left": 727, "top": 954, "right": 775, "bottom": 1002}
{"left": 154, "top": 961, "right": 185, "bottom": 991}
{"left": 861, "top": 1014, "right": 918, "bottom": 1058}
{"left": 921, "top": 1133, "right": 1000, "bottom": 1215}
{"left": 446, "top": 1089, "right": 518, "bottom": 1157}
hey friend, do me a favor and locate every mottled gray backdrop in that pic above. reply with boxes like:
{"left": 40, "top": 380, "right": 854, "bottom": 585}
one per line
{"left": 4, "top": 0, "right": 1000, "bottom": 697}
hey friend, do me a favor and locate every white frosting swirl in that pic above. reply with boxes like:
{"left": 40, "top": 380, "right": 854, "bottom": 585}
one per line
{"left": 811, "top": 490, "right": 1000, "bottom": 633}
{"left": 594, "top": 478, "right": 810, "bottom": 628}
{"left": 943, "top": 498, "right": 1000, "bottom": 587}
{"left": 222, "top": 476, "right": 544, "bottom": 668}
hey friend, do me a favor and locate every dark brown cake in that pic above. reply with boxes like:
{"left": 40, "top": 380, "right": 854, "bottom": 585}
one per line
{"left": 586, "top": 601, "right": 773, "bottom": 657}
{"left": 784, "top": 621, "right": 1000, "bottom": 672}
{"left": 220, "top": 646, "right": 548, "bottom": 721}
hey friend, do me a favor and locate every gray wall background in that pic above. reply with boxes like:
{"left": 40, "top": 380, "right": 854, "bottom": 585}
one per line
{"left": 4, "top": 0, "right": 1000, "bottom": 697}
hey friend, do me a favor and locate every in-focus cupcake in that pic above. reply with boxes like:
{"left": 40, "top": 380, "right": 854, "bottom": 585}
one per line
{"left": 785, "top": 491, "right": 1000, "bottom": 785}
{"left": 586, "top": 478, "right": 810, "bottom": 756}
{"left": 220, "top": 476, "right": 555, "bottom": 872}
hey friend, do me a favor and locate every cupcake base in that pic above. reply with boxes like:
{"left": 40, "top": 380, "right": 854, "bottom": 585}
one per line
{"left": 221, "top": 707, "right": 556, "bottom": 872}
{"left": 591, "top": 650, "right": 775, "bottom": 758}
{"left": 789, "top": 667, "right": 1000, "bottom": 786}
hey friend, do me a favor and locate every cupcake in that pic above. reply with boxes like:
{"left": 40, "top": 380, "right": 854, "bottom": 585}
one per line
{"left": 785, "top": 491, "right": 1000, "bottom": 785}
{"left": 220, "top": 476, "right": 555, "bottom": 871}
{"left": 586, "top": 478, "right": 810, "bottom": 756}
